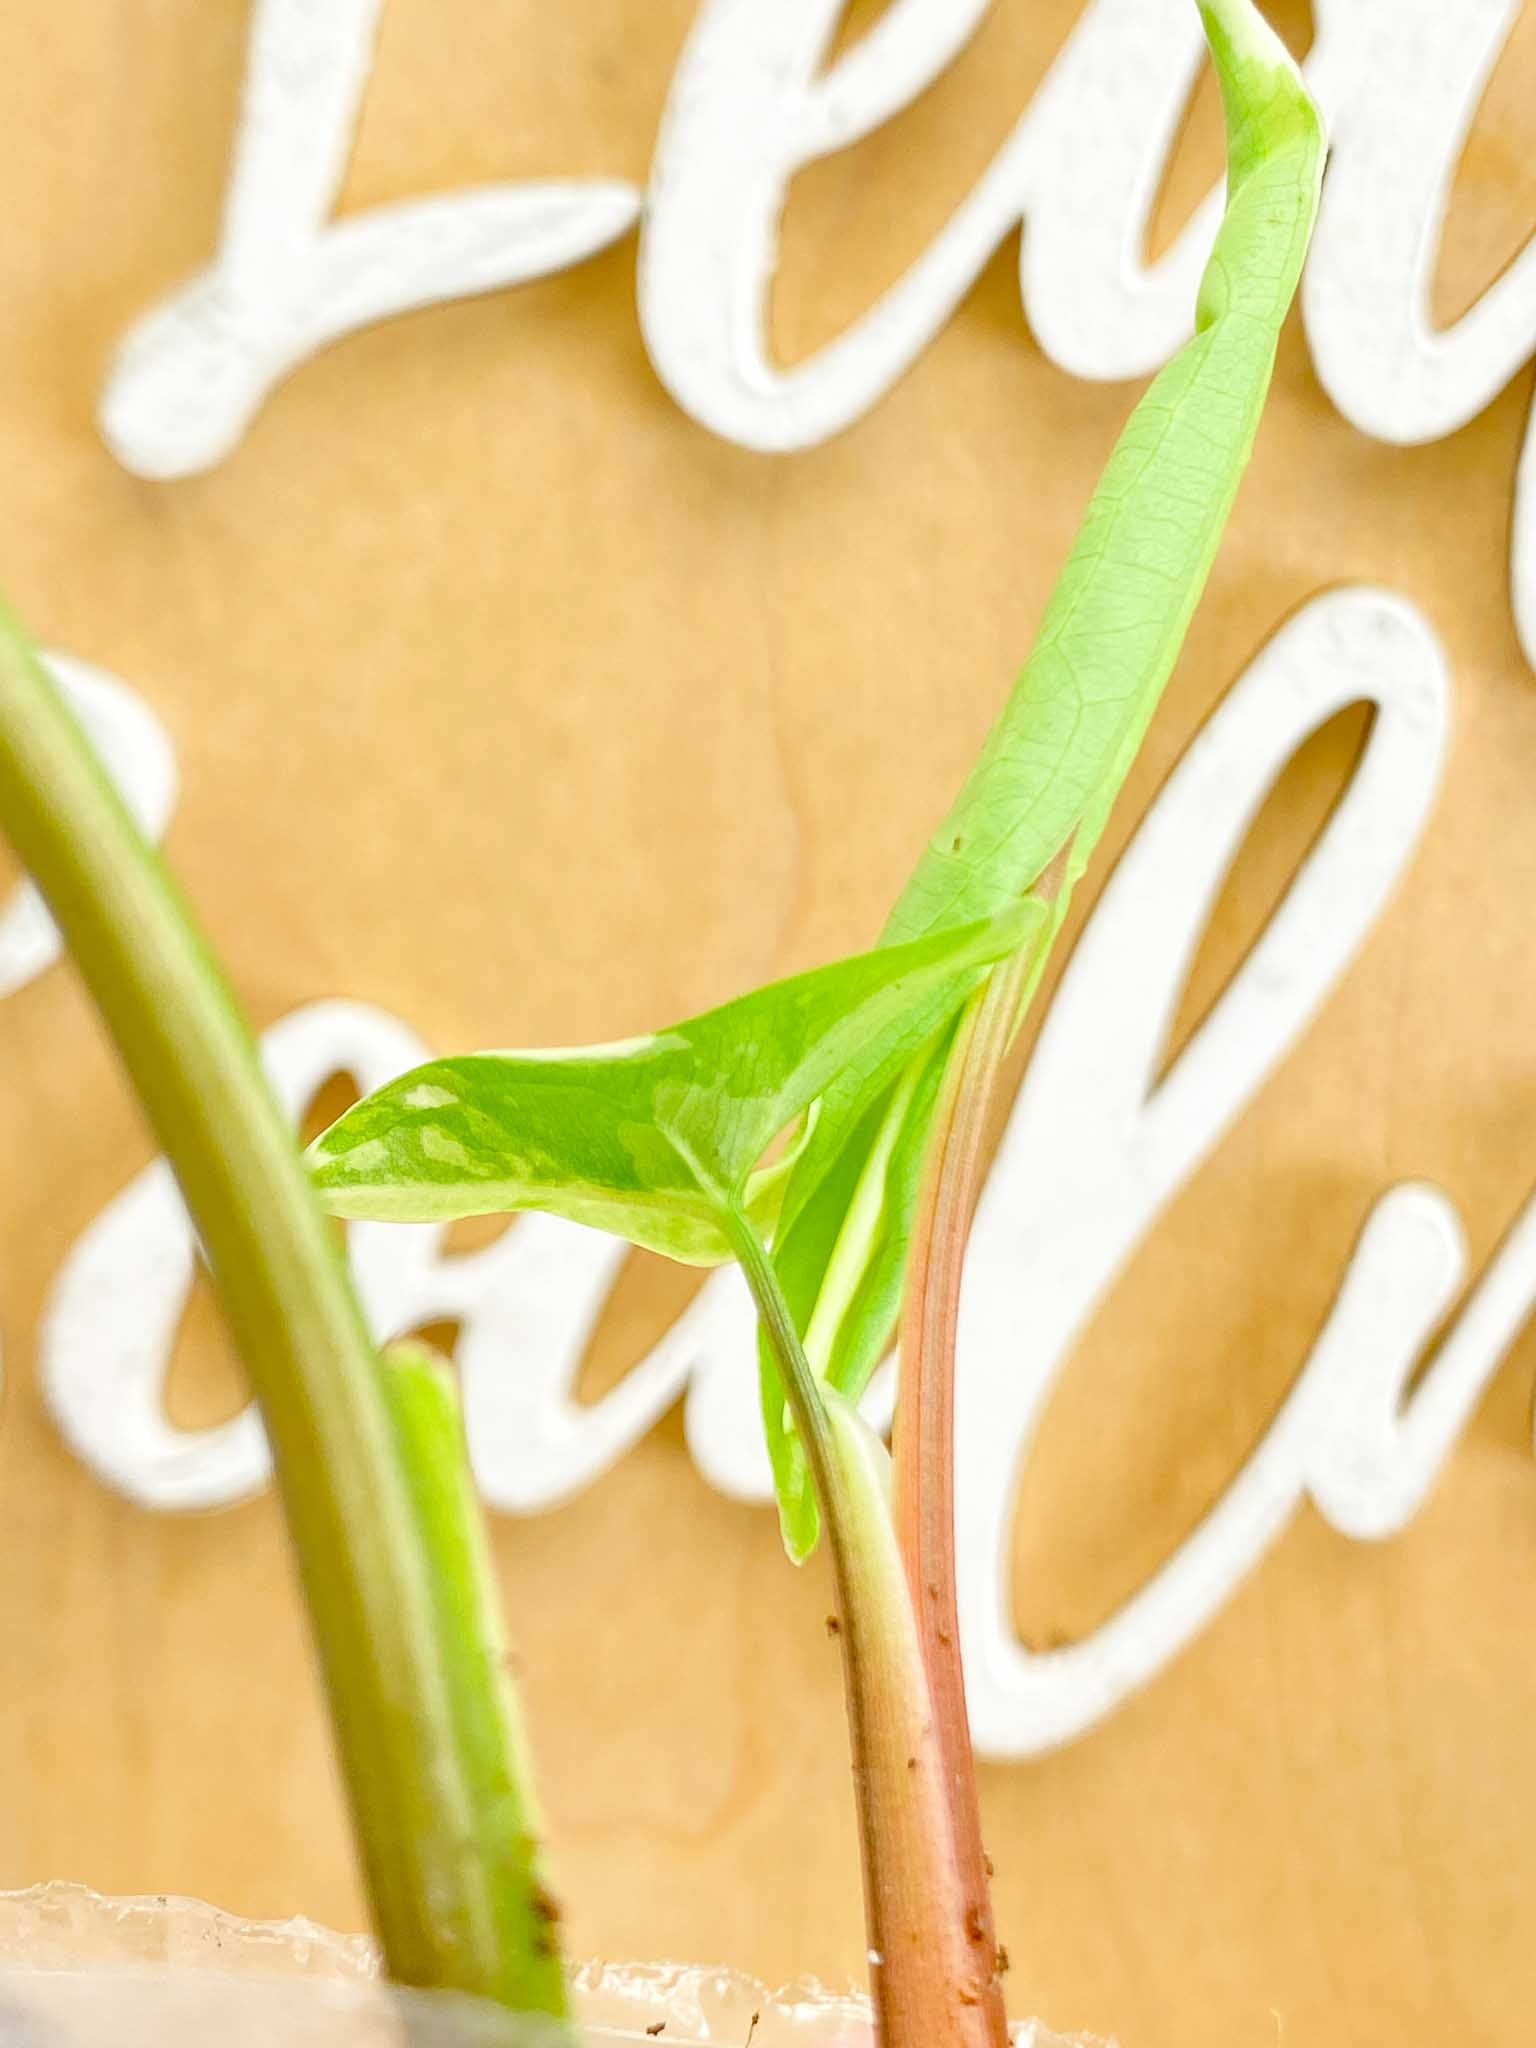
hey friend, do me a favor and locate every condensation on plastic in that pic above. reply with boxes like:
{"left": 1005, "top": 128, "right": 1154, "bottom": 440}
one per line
{"left": 0, "top": 1885, "right": 1097, "bottom": 2045}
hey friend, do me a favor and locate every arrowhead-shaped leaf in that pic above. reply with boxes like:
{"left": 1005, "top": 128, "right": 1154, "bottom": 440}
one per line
{"left": 307, "top": 908, "right": 1039, "bottom": 1263}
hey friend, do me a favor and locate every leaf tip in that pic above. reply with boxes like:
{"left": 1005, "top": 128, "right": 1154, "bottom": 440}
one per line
{"left": 1197, "top": 0, "right": 1297, "bottom": 79}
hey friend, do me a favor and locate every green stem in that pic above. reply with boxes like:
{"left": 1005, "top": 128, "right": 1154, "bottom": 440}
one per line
{"left": 0, "top": 600, "right": 568, "bottom": 2022}
{"left": 728, "top": 1210, "right": 1001, "bottom": 2048}
{"left": 380, "top": 1342, "right": 567, "bottom": 1999}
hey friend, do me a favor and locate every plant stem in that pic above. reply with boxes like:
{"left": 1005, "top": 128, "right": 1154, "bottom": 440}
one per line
{"left": 380, "top": 1342, "right": 568, "bottom": 1999}
{"left": 0, "top": 600, "right": 569, "bottom": 2023}
{"left": 892, "top": 956, "right": 1031, "bottom": 2048}
{"left": 728, "top": 1210, "right": 1002, "bottom": 2048}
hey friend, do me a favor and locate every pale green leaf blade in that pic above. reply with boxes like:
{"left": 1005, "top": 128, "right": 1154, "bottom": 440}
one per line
{"left": 307, "top": 909, "right": 1037, "bottom": 1261}
{"left": 310, "top": 1034, "right": 731, "bottom": 1261}
{"left": 669, "top": 901, "right": 1039, "bottom": 1190}
{"left": 884, "top": 0, "right": 1324, "bottom": 946}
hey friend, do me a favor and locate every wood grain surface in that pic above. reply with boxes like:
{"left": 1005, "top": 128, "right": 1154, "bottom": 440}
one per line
{"left": 2, "top": 4, "right": 1536, "bottom": 2043}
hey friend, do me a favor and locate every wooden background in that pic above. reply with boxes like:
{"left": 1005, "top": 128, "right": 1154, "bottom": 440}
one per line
{"left": 3, "top": 3, "right": 1536, "bottom": 2042}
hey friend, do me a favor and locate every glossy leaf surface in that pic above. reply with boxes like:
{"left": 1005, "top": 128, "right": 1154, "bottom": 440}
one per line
{"left": 308, "top": 909, "right": 1038, "bottom": 1263}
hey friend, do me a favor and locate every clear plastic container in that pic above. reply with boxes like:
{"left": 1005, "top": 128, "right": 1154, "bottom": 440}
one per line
{"left": 0, "top": 1886, "right": 1090, "bottom": 2044}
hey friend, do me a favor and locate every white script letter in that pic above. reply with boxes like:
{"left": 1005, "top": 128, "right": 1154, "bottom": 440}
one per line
{"left": 1305, "top": 0, "right": 1536, "bottom": 671}
{"left": 99, "top": 0, "right": 640, "bottom": 479}
{"left": 954, "top": 589, "right": 1455, "bottom": 1757}
{"left": 642, "top": 0, "right": 1246, "bottom": 448}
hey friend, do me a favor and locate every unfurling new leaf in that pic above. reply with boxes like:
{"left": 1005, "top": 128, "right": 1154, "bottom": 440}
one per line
{"left": 759, "top": 0, "right": 1328, "bottom": 1557}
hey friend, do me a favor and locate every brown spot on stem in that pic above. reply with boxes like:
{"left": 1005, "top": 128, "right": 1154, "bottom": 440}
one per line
{"left": 824, "top": 1614, "right": 841, "bottom": 1637}
{"left": 529, "top": 1882, "right": 563, "bottom": 1957}
{"left": 966, "top": 1905, "right": 988, "bottom": 1944}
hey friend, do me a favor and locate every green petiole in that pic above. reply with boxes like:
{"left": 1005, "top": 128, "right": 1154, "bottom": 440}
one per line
{"left": 0, "top": 602, "right": 571, "bottom": 2028}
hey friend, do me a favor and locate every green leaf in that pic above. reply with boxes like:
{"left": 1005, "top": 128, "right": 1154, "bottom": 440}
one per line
{"left": 761, "top": 0, "right": 1325, "bottom": 1556}
{"left": 887, "top": 0, "right": 1323, "bottom": 947}
{"left": 307, "top": 907, "right": 1039, "bottom": 1263}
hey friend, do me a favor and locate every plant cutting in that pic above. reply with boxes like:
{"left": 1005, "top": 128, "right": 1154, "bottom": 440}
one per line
{"left": 0, "top": 3, "right": 1321, "bottom": 2044}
